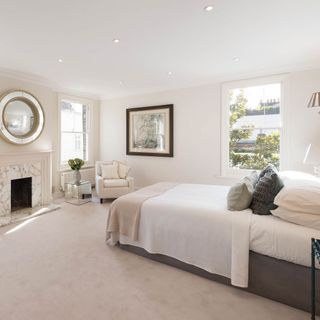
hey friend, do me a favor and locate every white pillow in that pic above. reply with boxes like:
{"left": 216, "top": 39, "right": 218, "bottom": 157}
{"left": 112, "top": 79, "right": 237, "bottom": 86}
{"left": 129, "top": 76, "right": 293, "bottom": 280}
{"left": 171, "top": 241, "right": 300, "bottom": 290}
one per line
{"left": 279, "top": 171, "right": 320, "bottom": 187}
{"left": 113, "top": 161, "right": 131, "bottom": 179}
{"left": 118, "top": 163, "right": 131, "bottom": 179}
{"left": 101, "top": 164, "right": 119, "bottom": 179}
{"left": 272, "top": 207, "right": 320, "bottom": 230}
{"left": 274, "top": 185, "right": 320, "bottom": 215}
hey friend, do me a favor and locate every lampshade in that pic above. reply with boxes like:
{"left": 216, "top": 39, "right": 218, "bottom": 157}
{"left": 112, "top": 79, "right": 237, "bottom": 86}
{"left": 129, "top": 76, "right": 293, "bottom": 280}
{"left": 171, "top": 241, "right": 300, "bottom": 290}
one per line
{"left": 307, "top": 92, "right": 320, "bottom": 109}
{"left": 304, "top": 143, "right": 320, "bottom": 165}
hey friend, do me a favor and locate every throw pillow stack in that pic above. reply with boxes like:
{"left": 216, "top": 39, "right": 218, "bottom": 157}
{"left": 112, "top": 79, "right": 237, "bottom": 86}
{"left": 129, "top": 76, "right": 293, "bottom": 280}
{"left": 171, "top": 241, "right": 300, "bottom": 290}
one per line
{"left": 101, "top": 161, "right": 131, "bottom": 180}
{"left": 227, "top": 164, "right": 284, "bottom": 215}
{"left": 227, "top": 165, "right": 320, "bottom": 230}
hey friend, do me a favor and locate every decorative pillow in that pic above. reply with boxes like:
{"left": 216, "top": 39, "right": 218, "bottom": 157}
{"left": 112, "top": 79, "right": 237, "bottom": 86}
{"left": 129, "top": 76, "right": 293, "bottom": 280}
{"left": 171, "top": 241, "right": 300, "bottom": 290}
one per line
{"left": 113, "top": 161, "right": 131, "bottom": 179}
{"left": 250, "top": 171, "right": 284, "bottom": 215}
{"left": 118, "top": 163, "right": 131, "bottom": 179}
{"left": 227, "top": 171, "right": 258, "bottom": 211}
{"left": 101, "top": 164, "right": 119, "bottom": 179}
{"left": 271, "top": 207, "right": 320, "bottom": 231}
{"left": 258, "top": 164, "right": 278, "bottom": 180}
{"left": 274, "top": 185, "right": 320, "bottom": 215}
{"left": 96, "top": 161, "right": 113, "bottom": 176}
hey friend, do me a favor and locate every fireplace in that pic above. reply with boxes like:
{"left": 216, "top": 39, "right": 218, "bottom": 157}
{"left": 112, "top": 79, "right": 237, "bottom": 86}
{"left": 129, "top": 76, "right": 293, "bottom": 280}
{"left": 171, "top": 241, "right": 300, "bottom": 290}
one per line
{"left": 0, "top": 151, "right": 52, "bottom": 227}
{"left": 11, "top": 177, "right": 32, "bottom": 212}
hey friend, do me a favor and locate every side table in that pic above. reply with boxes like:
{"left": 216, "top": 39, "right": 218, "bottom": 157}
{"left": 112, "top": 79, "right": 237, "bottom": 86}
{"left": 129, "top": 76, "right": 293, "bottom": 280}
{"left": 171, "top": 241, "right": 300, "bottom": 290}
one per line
{"left": 65, "top": 180, "right": 92, "bottom": 205}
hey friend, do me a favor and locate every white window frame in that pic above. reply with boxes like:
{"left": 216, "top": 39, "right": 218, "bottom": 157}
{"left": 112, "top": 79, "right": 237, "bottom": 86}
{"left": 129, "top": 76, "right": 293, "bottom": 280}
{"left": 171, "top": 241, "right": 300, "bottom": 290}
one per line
{"left": 221, "top": 75, "right": 286, "bottom": 178}
{"left": 58, "top": 94, "right": 94, "bottom": 171}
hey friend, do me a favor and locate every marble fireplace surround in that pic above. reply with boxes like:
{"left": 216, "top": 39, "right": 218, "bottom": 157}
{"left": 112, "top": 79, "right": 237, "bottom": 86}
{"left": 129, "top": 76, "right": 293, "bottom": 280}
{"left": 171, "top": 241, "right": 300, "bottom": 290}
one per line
{"left": 0, "top": 151, "right": 52, "bottom": 225}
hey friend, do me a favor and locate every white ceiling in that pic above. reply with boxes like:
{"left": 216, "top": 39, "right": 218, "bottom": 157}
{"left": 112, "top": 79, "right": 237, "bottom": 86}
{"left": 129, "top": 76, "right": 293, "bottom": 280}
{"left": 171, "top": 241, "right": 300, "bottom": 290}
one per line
{"left": 0, "top": 0, "right": 320, "bottom": 99}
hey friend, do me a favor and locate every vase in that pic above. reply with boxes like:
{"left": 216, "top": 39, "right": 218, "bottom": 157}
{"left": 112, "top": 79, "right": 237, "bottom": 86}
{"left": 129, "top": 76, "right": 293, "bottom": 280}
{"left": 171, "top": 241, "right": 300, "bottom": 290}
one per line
{"left": 74, "top": 170, "right": 81, "bottom": 185}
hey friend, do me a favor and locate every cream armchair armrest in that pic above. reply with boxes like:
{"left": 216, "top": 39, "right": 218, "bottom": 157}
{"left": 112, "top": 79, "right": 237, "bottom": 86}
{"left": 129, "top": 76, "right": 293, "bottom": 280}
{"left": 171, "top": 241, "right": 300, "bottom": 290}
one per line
{"left": 126, "top": 176, "right": 135, "bottom": 191}
{"left": 95, "top": 175, "right": 104, "bottom": 195}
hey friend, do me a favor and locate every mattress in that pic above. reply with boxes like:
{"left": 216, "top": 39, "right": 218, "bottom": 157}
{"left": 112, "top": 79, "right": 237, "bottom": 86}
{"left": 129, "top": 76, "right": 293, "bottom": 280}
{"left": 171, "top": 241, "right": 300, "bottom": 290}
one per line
{"left": 250, "top": 213, "right": 320, "bottom": 267}
{"left": 114, "top": 183, "right": 320, "bottom": 285}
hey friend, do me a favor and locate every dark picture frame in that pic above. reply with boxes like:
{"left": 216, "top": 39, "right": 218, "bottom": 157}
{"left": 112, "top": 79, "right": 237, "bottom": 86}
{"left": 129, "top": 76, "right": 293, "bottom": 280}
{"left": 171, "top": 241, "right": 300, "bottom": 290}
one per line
{"left": 126, "top": 104, "right": 174, "bottom": 157}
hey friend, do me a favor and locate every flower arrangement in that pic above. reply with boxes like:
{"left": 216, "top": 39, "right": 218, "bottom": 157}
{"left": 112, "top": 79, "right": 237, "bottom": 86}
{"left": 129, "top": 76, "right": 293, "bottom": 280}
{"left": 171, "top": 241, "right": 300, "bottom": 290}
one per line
{"left": 68, "top": 158, "right": 85, "bottom": 171}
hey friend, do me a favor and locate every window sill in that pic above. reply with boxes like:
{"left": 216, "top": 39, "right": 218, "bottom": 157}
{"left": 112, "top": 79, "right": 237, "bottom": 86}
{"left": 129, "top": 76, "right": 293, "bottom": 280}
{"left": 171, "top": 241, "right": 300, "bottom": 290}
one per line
{"left": 220, "top": 168, "right": 258, "bottom": 180}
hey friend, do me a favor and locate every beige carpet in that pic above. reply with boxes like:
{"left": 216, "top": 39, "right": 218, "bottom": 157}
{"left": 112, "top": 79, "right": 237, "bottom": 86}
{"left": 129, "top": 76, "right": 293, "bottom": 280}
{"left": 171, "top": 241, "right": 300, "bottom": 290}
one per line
{"left": 0, "top": 198, "right": 312, "bottom": 320}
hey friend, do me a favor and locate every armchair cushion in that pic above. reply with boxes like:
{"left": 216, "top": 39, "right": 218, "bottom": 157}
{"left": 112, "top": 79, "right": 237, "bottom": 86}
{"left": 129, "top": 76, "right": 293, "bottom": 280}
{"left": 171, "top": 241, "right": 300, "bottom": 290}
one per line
{"left": 96, "top": 161, "right": 113, "bottom": 176}
{"left": 101, "top": 164, "right": 119, "bottom": 179}
{"left": 113, "top": 161, "right": 131, "bottom": 179}
{"left": 103, "top": 179, "right": 129, "bottom": 188}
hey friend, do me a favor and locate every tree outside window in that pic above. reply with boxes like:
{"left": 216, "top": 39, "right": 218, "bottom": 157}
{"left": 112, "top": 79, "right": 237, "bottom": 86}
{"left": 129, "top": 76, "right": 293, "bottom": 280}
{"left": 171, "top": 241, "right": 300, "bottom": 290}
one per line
{"left": 228, "top": 84, "right": 281, "bottom": 170}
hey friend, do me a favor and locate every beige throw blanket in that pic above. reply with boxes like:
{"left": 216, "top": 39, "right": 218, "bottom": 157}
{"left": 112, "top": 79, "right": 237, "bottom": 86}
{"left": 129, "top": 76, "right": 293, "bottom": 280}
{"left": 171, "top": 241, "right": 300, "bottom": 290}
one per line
{"left": 106, "top": 182, "right": 177, "bottom": 242}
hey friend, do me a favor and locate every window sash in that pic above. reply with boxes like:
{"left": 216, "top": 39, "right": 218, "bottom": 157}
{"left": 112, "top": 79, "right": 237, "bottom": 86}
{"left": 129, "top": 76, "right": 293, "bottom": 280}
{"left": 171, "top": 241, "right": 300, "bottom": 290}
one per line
{"left": 58, "top": 94, "right": 93, "bottom": 169}
{"left": 60, "top": 132, "right": 89, "bottom": 163}
{"left": 221, "top": 76, "right": 285, "bottom": 178}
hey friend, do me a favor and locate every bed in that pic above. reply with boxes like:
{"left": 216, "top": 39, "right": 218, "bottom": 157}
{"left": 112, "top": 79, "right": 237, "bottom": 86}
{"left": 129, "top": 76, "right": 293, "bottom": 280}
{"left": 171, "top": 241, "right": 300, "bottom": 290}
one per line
{"left": 106, "top": 182, "right": 320, "bottom": 314}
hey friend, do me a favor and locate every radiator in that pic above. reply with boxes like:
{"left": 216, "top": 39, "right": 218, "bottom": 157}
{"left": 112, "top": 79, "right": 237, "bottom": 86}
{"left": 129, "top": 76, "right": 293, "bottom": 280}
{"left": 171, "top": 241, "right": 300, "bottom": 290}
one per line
{"left": 60, "top": 168, "right": 95, "bottom": 191}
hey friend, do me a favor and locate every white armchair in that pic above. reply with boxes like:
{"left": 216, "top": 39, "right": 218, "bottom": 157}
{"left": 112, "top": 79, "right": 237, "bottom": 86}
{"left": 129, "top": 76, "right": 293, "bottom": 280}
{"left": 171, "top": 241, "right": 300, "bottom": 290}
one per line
{"left": 95, "top": 161, "right": 135, "bottom": 203}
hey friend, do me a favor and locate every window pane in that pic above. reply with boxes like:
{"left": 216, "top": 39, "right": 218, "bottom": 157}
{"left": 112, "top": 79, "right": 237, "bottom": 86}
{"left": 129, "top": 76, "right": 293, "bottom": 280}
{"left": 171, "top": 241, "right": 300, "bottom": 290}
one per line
{"left": 61, "top": 133, "right": 88, "bottom": 163}
{"left": 229, "top": 84, "right": 281, "bottom": 170}
{"left": 61, "top": 100, "right": 87, "bottom": 132}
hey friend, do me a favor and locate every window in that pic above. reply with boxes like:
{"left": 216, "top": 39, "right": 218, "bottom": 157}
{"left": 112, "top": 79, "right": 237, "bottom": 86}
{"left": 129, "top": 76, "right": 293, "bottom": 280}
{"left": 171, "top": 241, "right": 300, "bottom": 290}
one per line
{"left": 222, "top": 78, "right": 283, "bottom": 176}
{"left": 59, "top": 96, "right": 91, "bottom": 167}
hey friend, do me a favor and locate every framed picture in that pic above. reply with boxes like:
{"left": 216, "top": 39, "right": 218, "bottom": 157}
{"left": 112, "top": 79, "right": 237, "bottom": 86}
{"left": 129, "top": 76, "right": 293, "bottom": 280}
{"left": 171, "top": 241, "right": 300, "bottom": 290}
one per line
{"left": 126, "top": 104, "right": 174, "bottom": 157}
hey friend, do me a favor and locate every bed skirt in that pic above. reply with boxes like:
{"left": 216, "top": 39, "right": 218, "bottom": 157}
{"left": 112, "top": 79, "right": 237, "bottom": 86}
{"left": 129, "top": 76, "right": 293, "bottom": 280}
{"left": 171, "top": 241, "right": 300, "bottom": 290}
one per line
{"left": 119, "top": 244, "right": 319, "bottom": 315}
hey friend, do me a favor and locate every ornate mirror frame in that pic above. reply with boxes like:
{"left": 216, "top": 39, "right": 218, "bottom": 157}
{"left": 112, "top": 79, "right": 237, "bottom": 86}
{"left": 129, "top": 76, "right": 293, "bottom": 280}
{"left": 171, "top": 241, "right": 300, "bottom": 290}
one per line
{"left": 0, "top": 90, "right": 45, "bottom": 145}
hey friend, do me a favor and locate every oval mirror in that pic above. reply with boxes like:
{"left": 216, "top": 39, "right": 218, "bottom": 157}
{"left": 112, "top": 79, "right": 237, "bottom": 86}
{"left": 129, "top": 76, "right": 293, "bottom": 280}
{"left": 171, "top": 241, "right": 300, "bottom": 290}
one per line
{"left": 0, "top": 91, "right": 44, "bottom": 144}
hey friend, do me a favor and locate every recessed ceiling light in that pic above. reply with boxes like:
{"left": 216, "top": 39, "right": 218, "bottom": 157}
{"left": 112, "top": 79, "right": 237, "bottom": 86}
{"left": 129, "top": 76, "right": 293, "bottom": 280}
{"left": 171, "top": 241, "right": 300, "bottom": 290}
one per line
{"left": 58, "top": 58, "right": 63, "bottom": 63}
{"left": 204, "top": 5, "right": 214, "bottom": 11}
{"left": 113, "top": 39, "right": 120, "bottom": 43}
{"left": 167, "top": 71, "right": 173, "bottom": 76}
{"left": 233, "top": 57, "right": 240, "bottom": 62}
{"left": 119, "top": 81, "right": 123, "bottom": 85}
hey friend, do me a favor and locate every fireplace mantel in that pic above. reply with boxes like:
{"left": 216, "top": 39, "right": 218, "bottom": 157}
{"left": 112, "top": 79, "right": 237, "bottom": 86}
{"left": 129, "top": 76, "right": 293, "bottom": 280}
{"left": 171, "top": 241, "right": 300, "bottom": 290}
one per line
{"left": 0, "top": 150, "right": 52, "bottom": 205}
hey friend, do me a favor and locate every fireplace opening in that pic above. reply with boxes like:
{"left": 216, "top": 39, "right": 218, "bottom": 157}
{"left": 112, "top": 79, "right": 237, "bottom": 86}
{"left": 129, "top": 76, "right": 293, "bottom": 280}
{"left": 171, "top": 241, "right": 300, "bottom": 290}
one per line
{"left": 11, "top": 177, "right": 32, "bottom": 212}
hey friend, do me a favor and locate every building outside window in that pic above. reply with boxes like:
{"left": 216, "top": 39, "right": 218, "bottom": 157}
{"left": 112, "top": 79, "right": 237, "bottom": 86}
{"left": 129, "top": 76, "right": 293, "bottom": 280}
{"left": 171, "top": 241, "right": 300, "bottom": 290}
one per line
{"left": 222, "top": 78, "right": 282, "bottom": 176}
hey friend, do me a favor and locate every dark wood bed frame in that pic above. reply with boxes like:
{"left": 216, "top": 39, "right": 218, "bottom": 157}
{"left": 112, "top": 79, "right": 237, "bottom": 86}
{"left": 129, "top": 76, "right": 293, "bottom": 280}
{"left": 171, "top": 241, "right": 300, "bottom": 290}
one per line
{"left": 119, "top": 244, "right": 320, "bottom": 315}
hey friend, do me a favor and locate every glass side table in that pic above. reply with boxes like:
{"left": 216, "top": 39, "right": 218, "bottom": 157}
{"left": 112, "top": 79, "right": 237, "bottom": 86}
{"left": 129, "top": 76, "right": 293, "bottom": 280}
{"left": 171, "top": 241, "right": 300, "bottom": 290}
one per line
{"left": 65, "top": 180, "right": 92, "bottom": 205}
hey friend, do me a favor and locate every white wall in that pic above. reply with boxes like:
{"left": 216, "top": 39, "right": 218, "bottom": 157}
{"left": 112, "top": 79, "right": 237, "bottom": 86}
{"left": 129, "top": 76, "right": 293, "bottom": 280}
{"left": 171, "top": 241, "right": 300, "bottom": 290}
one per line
{"left": 100, "top": 69, "right": 320, "bottom": 188}
{"left": 100, "top": 84, "right": 227, "bottom": 188}
{"left": 282, "top": 70, "right": 320, "bottom": 172}
{"left": 0, "top": 75, "right": 100, "bottom": 194}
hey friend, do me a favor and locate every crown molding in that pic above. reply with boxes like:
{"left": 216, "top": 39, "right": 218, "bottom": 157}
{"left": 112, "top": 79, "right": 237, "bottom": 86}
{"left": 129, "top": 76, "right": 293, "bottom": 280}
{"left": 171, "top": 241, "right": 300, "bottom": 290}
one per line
{"left": 0, "top": 67, "right": 56, "bottom": 88}
{"left": 0, "top": 68, "right": 100, "bottom": 101}
{"left": 101, "top": 61, "right": 320, "bottom": 101}
{"left": 52, "top": 87, "right": 100, "bottom": 101}
{"left": 2, "top": 60, "right": 320, "bottom": 102}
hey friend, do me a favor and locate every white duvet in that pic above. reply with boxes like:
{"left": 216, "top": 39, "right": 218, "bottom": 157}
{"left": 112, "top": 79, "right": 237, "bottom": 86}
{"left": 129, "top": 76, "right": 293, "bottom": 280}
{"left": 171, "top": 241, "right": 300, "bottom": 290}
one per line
{"left": 108, "top": 183, "right": 320, "bottom": 288}
{"left": 110, "top": 184, "right": 252, "bottom": 287}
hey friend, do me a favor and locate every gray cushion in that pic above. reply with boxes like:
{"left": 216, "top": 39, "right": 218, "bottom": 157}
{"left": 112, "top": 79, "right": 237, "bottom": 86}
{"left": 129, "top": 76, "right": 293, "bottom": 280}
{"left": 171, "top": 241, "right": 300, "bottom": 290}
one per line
{"left": 251, "top": 171, "right": 284, "bottom": 215}
{"left": 243, "top": 170, "right": 259, "bottom": 189}
{"left": 227, "top": 171, "right": 258, "bottom": 211}
{"left": 258, "top": 164, "right": 278, "bottom": 180}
